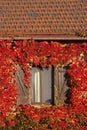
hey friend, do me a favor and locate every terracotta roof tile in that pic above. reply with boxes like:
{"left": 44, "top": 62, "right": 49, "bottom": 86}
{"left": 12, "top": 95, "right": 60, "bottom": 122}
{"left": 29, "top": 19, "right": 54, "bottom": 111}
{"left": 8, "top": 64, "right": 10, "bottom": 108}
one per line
{"left": 0, "top": 0, "right": 87, "bottom": 38}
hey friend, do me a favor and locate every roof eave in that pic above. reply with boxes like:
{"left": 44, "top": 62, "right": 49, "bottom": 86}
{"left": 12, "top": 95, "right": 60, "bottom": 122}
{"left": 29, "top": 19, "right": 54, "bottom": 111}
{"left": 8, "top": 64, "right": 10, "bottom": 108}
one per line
{"left": 0, "top": 34, "right": 87, "bottom": 41}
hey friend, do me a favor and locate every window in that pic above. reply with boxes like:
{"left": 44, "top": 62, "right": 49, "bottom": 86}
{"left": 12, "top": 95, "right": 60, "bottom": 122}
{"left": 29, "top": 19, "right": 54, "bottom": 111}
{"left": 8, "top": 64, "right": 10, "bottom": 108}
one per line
{"left": 31, "top": 67, "right": 53, "bottom": 105}
{"left": 15, "top": 65, "right": 69, "bottom": 106}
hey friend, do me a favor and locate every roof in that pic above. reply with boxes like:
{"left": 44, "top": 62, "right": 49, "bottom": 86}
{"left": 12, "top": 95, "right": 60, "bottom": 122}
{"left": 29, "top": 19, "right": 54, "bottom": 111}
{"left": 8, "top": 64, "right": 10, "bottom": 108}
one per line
{"left": 0, "top": 0, "right": 87, "bottom": 40}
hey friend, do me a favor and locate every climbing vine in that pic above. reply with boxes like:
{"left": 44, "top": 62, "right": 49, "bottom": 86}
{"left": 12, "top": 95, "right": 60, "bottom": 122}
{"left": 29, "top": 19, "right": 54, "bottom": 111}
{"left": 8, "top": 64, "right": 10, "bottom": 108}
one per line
{"left": 0, "top": 40, "right": 87, "bottom": 129}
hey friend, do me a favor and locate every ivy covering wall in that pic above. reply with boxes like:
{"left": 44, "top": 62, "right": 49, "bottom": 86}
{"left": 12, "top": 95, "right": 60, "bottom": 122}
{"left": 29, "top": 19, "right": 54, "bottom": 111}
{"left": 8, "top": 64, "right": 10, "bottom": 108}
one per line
{"left": 0, "top": 40, "right": 87, "bottom": 129}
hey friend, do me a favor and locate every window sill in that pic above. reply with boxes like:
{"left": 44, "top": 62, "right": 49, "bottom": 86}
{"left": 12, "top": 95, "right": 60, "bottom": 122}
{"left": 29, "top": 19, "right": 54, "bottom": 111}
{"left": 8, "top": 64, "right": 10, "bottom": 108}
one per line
{"left": 31, "top": 103, "right": 52, "bottom": 108}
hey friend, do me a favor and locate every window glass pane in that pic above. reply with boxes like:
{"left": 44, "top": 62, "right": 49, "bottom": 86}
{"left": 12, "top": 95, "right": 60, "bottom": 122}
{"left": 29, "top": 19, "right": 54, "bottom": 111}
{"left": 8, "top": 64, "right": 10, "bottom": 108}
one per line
{"left": 42, "top": 68, "right": 52, "bottom": 104}
{"left": 31, "top": 67, "right": 52, "bottom": 104}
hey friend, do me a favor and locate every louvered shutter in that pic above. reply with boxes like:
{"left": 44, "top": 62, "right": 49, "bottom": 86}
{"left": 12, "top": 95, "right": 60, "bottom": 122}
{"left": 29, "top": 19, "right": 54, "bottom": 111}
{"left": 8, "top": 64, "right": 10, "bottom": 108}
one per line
{"left": 15, "top": 65, "right": 30, "bottom": 105}
{"left": 54, "top": 67, "right": 68, "bottom": 105}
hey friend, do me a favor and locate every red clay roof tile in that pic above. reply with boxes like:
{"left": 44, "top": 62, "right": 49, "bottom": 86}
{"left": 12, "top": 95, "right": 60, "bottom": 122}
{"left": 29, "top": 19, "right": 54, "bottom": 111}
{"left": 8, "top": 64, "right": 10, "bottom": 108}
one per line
{"left": 0, "top": 0, "right": 87, "bottom": 38}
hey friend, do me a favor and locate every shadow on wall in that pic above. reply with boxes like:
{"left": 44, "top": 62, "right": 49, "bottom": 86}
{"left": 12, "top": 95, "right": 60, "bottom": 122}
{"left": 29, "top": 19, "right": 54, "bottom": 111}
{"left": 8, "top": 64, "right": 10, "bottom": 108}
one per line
{"left": 64, "top": 66, "right": 72, "bottom": 105}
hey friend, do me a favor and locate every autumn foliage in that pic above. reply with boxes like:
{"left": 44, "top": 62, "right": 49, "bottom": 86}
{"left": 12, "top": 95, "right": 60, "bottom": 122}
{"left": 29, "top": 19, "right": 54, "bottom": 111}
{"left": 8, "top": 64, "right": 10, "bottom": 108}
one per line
{"left": 0, "top": 40, "right": 87, "bottom": 129}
